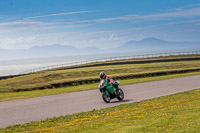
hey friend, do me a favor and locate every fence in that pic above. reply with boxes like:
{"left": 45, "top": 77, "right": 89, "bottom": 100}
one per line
{"left": 20, "top": 50, "right": 200, "bottom": 75}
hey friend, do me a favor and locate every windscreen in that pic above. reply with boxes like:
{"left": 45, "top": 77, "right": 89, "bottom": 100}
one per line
{"left": 98, "top": 79, "right": 105, "bottom": 89}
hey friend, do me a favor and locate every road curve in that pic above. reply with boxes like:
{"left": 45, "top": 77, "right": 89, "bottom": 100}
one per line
{"left": 0, "top": 75, "right": 200, "bottom": 128}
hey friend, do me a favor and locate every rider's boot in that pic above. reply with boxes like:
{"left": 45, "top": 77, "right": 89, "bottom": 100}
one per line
{"left": 115, "top": 86, "right": 119, "bottom": 96}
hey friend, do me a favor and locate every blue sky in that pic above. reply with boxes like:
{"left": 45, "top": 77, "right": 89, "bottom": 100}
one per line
{"left": 0, "top": 0, "right": 200, "bottom": 49}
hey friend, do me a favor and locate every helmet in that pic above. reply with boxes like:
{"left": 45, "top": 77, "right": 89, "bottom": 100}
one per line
{"left": 100, "top": 71, "right": 106, "bottom": 79}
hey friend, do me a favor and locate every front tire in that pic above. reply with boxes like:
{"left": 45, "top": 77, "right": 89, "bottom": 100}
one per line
{"left": 117, "top": 88, "right": 124, "bottom": 101}
{"left": 102, "top": 91, "right": 111, "bottom": 103}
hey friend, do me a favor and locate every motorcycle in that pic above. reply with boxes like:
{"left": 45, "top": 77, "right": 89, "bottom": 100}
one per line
{"left": 98, "top": 79, "right": 124, "bottom": 103}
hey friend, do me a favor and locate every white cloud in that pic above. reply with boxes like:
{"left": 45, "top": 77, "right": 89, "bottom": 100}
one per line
{"left": 32, "top": 24, "right": 91, "bottom": 31}
{"left": 109, "top": 34, "right": 119, "bottom": 41}
{"left": 0, "top": 30, "right": 129, "bottom": 50}
{"left": 0, "top": 21, "right": 54, "bottom": 33}
{"left": 0, "top": 36, "right": 36, "bottom": 49}
{"left": 0, "top": 21, "right": 50, "bottom": 30}
{"left": 139, "top": 8, "right": 200, "bottom": 20}
{"left": 1, "top": 7, "right": 200, "bottom": 50}
{"left": 73, "top": 7, "right": 200, "bottom": 23}
{"left": 164, "top": 20, "right": 200, "bottom": 26}
{"left": 0, "top": 10, "right": 94, "bottom": 34}
{"left": 26, "top": 10, "right": 95, "bottom": 19}
{"left": 0, "top": 20, "right": 90, "bottom": 34}
{"left": 75, "top": 14, "right": 138, "bottom": 23}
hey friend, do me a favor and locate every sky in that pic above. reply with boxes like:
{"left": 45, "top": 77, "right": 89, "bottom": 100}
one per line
{"left": 0, "top": 0, "right": 200, "bottom": 50}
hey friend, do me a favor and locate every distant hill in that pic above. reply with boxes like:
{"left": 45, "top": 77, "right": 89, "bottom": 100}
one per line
{"left": 114, "top": 37, "right": 200, "bottom": 52}
{"left": 0, "top": 37, "right": 200, "bottom": 60}
{"left": 0, "top": 44, "right": 101, "bottom": 60}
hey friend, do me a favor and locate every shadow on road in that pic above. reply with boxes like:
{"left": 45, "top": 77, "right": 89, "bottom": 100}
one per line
{"left": 110, "top": 99, "right": 133, "bottom": 103}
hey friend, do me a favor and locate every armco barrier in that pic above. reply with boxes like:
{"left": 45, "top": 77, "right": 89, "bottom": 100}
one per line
{"left": 13, "top": 67, "right": 200, "bottom": 92}
{"left": 56, "top": 57, "right": 200, "bottom": 71}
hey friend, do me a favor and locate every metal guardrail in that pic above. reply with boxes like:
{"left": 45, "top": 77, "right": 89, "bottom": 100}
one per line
{"left": 20, "top": 51, "right": 200, "bottom": 75}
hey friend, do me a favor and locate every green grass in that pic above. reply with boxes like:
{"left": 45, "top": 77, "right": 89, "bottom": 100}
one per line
{"left": 0, "top": 71, "right": 200, "bottom": 102}
{"left": 1, "top": 88, "right": 199, "bottom": 133}
{"left": 1, "top": 59, "right": 200, "bottom": 92}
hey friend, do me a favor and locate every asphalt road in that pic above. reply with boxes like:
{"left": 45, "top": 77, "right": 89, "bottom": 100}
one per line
{"left": 0, "top": 75, "right": 200, "bottom": 128}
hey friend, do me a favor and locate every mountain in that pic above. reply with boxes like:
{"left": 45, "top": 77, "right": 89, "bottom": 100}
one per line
{"left": 114, "top": 37, "right": 200, "bottom": 52}
{"left": 27, "top": 44, "right": 78, "bottom": 57}
{"left": 141, "top": 37, "right": 168, "bottom": 43}
{"left": 0, "top": 44, "right": 101, "bottom": 60}
{"left": 0, "top": 37, "right": 200, "bottom": 60}
{"left": 30, "top": 44, "right": 76, "bottom": 51}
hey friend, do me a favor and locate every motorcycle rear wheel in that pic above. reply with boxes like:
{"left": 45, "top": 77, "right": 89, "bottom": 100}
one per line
{"left": 102, "top": 91, "right": 111, "bottom": 103}
{"left": 117, "top": 88, "right": 124, "bottom": 101}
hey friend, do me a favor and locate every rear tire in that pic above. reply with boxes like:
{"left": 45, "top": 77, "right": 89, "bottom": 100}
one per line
{"left": 117, "top": 88, "right": 124, "bottom": 101}
{"left": 102, "top": 91, "right": 111, "bottom": 103}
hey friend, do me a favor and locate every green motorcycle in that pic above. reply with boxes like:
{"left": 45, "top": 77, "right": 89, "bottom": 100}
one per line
{"left": 98, "top": 79, "right": 124, "bottom": 103}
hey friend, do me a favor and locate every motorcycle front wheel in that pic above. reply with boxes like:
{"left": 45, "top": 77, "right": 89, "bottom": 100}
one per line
{"left": 117, "top": 88, "right": 124, "bottom": 101}
{"left": 102, "top": 91, "right": 111, "bottom": 103}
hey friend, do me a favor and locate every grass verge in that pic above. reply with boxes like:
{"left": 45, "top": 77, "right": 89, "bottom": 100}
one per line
{"left": 1, "top": 60, "right": 200, "bottom": 92}
{"left": 1, "top": 88, "right": 199, "bottom": 132}
{"left": 0, "top": 71, "right": 200, "bottom": 102}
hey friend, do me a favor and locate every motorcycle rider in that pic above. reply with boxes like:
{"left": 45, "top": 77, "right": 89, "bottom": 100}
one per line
{"left": 99, "top": 71, "right": 119, "bottom": 94}
{"left": 100, "top": 71, "right": 113, "bottom": 82}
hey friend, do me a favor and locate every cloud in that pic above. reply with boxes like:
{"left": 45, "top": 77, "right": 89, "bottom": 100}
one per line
{"left": 139, "top": 8, "right": 200, "bottom": 20}
{"left": 76, "top": 14, "right": 138, "bottom": 23}
{"left": 94, "top": 15, "right": 138, "bottom": 22}
{"left": 0, "top": 21, "right": 54, "bottom": 33}
{"left": 0, "top": 21, "right": 49, "bottom": 28}
{"left": 0, "top": 36, "right": 36, "bottom": 49}
{"left": 1, "top": 6, "right": 200, "bottom": 50}
{"left": 164, "top": 20, "right": 200, "bottom": 26}
{"left": 0, "top": 10, "right": 95, "bottom": 33}
{"left": 74, "top": 7, "right": 200, "bottom": 23}
{"left": 31, "top": 24, "right": 91, "bottom": 31}
{"left": 0, "top": 30, "right": 129, "bottom": 50}
{"left": 26, "top": 10, "right": 95, "bottom": 19}
{"left": 109, "top": 34, "right": 119, "bottom": 41}
{"left": 0, "top": 20, "right": 90, "bottom": 33}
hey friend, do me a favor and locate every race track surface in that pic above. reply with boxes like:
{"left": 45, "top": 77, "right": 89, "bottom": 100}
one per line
{"left": 0, "top": 75, "right": 200, "bottom": 128}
